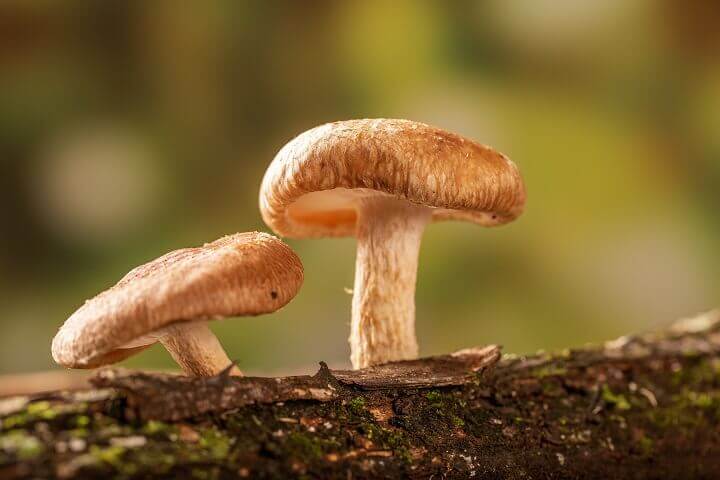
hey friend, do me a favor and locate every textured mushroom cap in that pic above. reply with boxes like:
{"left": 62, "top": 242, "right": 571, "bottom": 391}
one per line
{"left": 52, "top": 232, "right": 304, "bottom": 369}
{"left": 260, "top": 119, "right": 526, "bottom": 238}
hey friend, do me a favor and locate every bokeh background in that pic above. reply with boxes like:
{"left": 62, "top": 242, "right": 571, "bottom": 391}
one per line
{"left": 1, "top": 1, "right": 719, "bottom": 376}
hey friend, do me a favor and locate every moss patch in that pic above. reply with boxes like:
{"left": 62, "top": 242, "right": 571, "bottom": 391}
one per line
{"left": 601, "top": 385, "right": 632, "bottom": 411}
{"left": 0, "top": 429, "right": 45, "bottom": 460}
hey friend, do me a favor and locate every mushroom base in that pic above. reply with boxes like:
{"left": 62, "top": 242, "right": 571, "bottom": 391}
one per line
{"left": 350, "top": 197, "right": 431, "bottom": 369}
{"left": 159, "top": 322, "right": 242, "bottom": 377}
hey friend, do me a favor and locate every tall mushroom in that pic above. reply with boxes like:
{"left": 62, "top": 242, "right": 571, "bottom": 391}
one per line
{"left": 260, "top": 119, "right": 526, "bottom": 369}
{"left": 52, "top": 232, "right": 303, "bottom": 376}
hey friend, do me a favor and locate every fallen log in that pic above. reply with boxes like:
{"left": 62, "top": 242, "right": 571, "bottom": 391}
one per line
{"left": 1, "top": 312, "right": 719, "bottom": 479}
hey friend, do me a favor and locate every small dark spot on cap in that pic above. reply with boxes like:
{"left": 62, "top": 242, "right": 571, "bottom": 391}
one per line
{"left": 270, "top": 291, "right": 278, "bottom": 299}
{"left": 491, "top": 215, "right": 497, "bottom": 220}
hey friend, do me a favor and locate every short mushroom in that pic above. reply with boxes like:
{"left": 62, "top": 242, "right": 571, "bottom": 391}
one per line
{"left": 52, "top": 232, "right": 304, "bottom": 376}
{"left": 260, "top": 119, "right": 526, "bottom": 369}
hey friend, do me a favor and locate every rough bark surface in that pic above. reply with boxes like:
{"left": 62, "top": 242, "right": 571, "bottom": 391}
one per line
{"left": 1, "top": 313, "right": 719, "bottom": 479}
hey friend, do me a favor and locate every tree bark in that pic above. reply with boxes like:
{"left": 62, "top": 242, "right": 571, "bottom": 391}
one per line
{"left": 1, "top": 312, "right": 719, "bottom": 479}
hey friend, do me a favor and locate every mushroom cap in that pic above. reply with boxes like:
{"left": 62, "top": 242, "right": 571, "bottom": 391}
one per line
{"left": 52, "top": 232, "right": 304, "bottom": 369}
{"left": 260, "top": 118, "right": 526, "bottom": 238}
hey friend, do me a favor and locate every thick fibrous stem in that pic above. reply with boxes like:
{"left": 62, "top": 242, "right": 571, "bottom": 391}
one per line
{"left": 159, "top": 322, "right": 242, "bottom": 377}
{"left": 350, "top": 197, "right": 431, "bottom": 369}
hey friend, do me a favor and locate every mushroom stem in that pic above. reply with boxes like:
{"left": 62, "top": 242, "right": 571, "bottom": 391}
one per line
{"left": 158, "top": 322, "right": 242, "bottom": 377}
{"left": 350, "top": 196, "right": 431, "bottom": 369}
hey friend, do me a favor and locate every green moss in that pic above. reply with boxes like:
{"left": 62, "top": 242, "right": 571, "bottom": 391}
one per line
{"left": 96, "top": 424, "right": 127, "bottom": 439}
{"left": 0, "top": 429, "right": 45, "bottom": 460}
{"left": 426, "top": 391, "right": 442, "bottom": 406}
{"left": 363, "top": 424, "right": 411, "bottom": 462}
{"left": 25, "top": 402, "right": 47, "bottom": 417}
{"left": 130, "top": 449, "right": 176, "bottom": 473}
{"left": 646, "top": 409, "right": 676, "bottom": 429}
{"left": 644, "top": 389, "right": 717, "bottom": 430}
{"left": 74, "top": 415, "right": 90, "bottom": 428}
{"left": 638, "top": 435, "right": 654, "bottom": 456}
{"left": 1, "top": 414, "right": 29, "bottom": 430}
{"left": 90, "top": 445, "right": 126, "bottom": 468}
{"left": 670, "top": 389, "right": 720, "bottom": 421}
{"left": 682, "top": 391, "right": 715, "bottom": 409}
{"left": 451, "top": 415, "right": 465, "bottom": 427}
{"left": 601, "top": 385, "right": 631, "bottom": 411}
{"left": 142, "top": 420, "right": 171, "bottom": 435}
{"left": 532, "top": 366, "right": 568, "bottom": 378}
{"left": 86, "top": 441, "right": 191, "bottom": 476}
{"left": 286, "top": 432, "right": 324, "bottom": 459}
{"left": 26, "top": 401, "right": 53, "bottom": 417}
{"left": 78, "top": 429, "right": 237, "bottom": 476}
{"left": 1, "top": 404, "right": 49, "bottom": 430}
{"left": 191, "top": 466, "right": 220, "bottom": 479}
{"left": 1, "top": 401, "right": 89, "bottom": 431}
{"left": 348, "top": 397, "right": 367, "bottom": 416}
{"left": 418, "top": 390, "right": 478, "bottom": 434}
{"left": 68, "top": 428, "right": 89, "bottom": 438}
{"left": 198, "top": 427, "right": 233, "bottom": 460}
{"left": 671, "top": 359, "right": 720, "bottom": 387}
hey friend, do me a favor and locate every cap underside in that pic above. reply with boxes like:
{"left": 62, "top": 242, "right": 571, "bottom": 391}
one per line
{"left": 67, "top": 317, "right": 217, "bottom": 368}
{"left": 285, "top": 187, "right": 505, "bottom": 234}
{"left": 72, "top": 345, "right": 151, "bottom": 369}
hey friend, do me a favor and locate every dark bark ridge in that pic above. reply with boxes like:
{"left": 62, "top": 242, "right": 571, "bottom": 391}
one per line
{"left": 1, "top": 313, "right": 719, "bottom": 479}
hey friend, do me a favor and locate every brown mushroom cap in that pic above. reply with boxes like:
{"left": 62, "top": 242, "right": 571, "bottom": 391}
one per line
{"left": 260, "top": 118, "right": 526, "bottom": 238}
{"left": 52, "top": 232, "right": 304, "bottom": 369}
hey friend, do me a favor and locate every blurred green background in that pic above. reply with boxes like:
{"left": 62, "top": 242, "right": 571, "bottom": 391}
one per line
{"left": 1, "top": 1, "right": 718, "bottom": 376}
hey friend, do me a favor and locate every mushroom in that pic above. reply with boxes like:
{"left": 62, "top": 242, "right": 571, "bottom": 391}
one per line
{"left": 52, "top": 232, "right": 303, "bottom": 376}
{"left": 259, "top": 119, "right": 526, "bottom": 369}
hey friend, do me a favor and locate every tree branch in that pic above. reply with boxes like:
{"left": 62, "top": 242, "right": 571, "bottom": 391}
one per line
{"left": 1, "top": 312, "right": 719, "bottom": 479}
